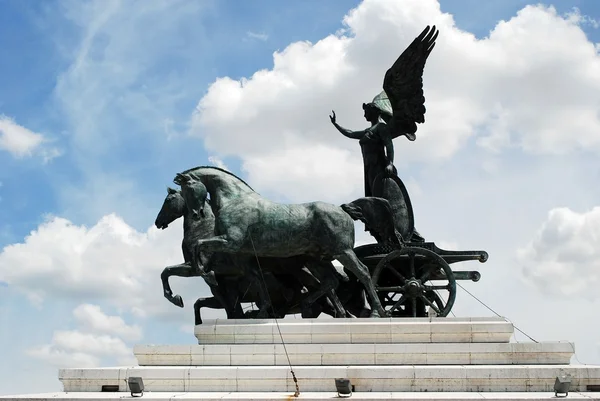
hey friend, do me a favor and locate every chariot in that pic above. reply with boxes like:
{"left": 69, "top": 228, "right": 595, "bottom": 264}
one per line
{"left": 342, "top": 172, "right": 488, "bottom": 318}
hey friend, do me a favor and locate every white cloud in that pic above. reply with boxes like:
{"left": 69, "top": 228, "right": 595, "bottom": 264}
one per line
{"left": 73, "top": 304, "right": 142, "bottom": 341}
{"left": 54, "top": 330, "right": 131, "bottom": 357}
{"left": 242, "top": 142, "right": 363, "bottom": 202}
{"left": 518, "top": 206, "right": 600, "bottom": 299}
{"left": 0, "top": 213, "right": 206, "bottom": 320}
{"left": 0, "top": 115, "right": 61, "bottom": 160}
{"left": 191, "top": 0, "right": 600, "bottom": 203}
{"left": 26, "top": 303, "right": 141, "bottom": 368}
{"left": 246, "top": 31, "right": 268, "bottom": 41}
{"left": 208, "top": 155, "right": 229, "bottom": 171}
{"left": 565, "top": 7, "right": 600, "bottom": 29}
{"left": 27, "top": 344, "right": 100, "bottom": 368}
{"left": 27, "top": 331, "right": 133, "bottom": 368}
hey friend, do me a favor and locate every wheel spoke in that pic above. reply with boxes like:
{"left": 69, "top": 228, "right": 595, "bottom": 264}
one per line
{"left": 419, "top": 264, "right": 438, "bottom": 282}
{"left": 409, "top": 251, "right": 416, "bottom": 278}
{"left": 377, "top": 286, "right": 405, "bottom": 292}
{"left": 419, "top": 294, "right": 441, "bottom": 315}
{"left": 411, "top": 298, "right": 417, "bottom": 317}
{"left": 386, "top": 265, "right": 406, "bottom": 283}
{"left": 424, "top": 284, "right": 450, "bottom": 291}
{"left": 388, "top": 294, "right": 407, "bottom": 313}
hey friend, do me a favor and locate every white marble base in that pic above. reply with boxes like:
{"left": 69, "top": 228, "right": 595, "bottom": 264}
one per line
{"left": 194, "top": 317, "right": 514, "bottom": 344}
{"left": 2, "top": 392, "right": 599, "bottom": 400}
{"left": 5, "top": 317, "right": 599, "bottom": 399}
{"left": 134, "top": 342, "right": 574, "bottom": 366}
{"left": 59, "top": 365, "right": 600, "bottom": 393}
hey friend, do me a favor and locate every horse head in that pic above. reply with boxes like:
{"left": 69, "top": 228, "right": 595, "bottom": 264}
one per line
{"left": 155, "top": 187, "right": 186, "bottom": 230}
{"left": 178, "top": 176, "right": 208, "bottom": 219}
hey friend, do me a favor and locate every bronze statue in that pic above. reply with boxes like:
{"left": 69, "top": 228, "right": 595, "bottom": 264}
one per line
{"left": 330, "top": 25, "right": 438, "bottom": 242}
{"left": 157, "top": 25, "right": 490, "bottom": 322}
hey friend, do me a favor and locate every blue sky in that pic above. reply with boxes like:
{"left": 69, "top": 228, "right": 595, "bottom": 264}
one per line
{"left": 1, "top": 0, "right": 599, "bottom": 395}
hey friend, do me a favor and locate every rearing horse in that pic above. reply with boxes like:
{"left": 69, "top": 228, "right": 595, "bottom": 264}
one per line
{"left": 174, "top": 166, "right": 393, "bottom": 318}
{"left": 155, "top": 187, "right": 349, "bottom": 323}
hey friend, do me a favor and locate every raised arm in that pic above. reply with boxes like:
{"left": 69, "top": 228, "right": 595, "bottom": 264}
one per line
{"left": 329, "top": 110, "right": 365, "bottom": 140}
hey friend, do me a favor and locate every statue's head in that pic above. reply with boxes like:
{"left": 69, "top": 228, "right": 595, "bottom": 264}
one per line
{"left": 363, "top": 91, "right": 392, "bottom": 123}
{"left": 179, "top": 176, "right": 208, "bottom": 219}
{"left": 155, "top": 187, "right": 185, "bottom": 229}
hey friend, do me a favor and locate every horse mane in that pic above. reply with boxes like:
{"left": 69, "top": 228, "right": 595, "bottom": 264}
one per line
{"left": 178, "top": 165, "right": 256, "bottom": 193}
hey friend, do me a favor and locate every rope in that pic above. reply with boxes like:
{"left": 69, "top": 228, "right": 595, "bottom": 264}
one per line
{"left": 433, "top": 289, "right": 455, "bottom": 317}
{"left": 249, "top": 234, "right": 300, "bottom": 397}
{"left": 456, "top": 282, "right": 538, "bottom": 343}
{"left": 440, "top": 284, "right": 591, "bottom": 366}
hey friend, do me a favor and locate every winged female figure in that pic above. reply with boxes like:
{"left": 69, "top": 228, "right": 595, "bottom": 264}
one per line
{"left": 330, "top": 25, "right": 438, "bottom": 242}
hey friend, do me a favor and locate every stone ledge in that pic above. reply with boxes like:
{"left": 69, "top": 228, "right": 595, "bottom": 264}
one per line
{"left": 134, "top": 342, "right": 574, "bottom": 366}
{"left": 2, "top": 392, "right": 599, "bottom": 400}
{"left": 194, "top": 317, "right": 514, "bottom": 344}
{"left": 59, "top": 365, "right": 600, "bottom": 393}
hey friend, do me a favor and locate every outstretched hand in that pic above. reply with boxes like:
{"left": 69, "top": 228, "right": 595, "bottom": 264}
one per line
{"left": 329, "top": 110, "right": 336, "bottom": 124}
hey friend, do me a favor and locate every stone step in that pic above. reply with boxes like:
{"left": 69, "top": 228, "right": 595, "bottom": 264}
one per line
{"left": 195, "top": 317, "right": 513, "bottom": 344}
{"left": 134, "top": 342, "right": 574, "bottom": 366}
{"left": 2, "top": 392, "right": 600, "bottom": 400}
{"left": 59, "top": 365, "right": 600, "bottom": 393}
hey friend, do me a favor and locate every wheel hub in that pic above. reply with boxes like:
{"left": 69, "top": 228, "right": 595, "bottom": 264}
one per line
{"left": 404, "top": 278, "right": 422, "bottom": 297}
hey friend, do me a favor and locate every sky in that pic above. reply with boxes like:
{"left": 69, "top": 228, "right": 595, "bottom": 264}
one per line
{"left": 0, "top": 0, "right": 599, "bottom": 395}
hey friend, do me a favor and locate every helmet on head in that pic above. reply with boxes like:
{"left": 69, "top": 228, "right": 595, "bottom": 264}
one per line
{"left": 362, "top": 91, "right": 393, "bottom": 119}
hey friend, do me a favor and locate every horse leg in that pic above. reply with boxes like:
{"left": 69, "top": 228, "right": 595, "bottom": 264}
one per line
{"left": 192, "top": 235, "right": 241, "bottom": 280}
{"left": 207, "top": 282, "right": 240, "bottom": 319}
{"left": 319, "top": 264, "right": 349, "bottom": 318}
{"left": 302, "top": 261, "right": 347, "bottom": 318}
{"left": 248, "top": 267, "right": 272, "bottom": 319}
{"left": 220, "top": 280, "right": 245, "bottom": 319}
{"left": 161, "top": 262, "right": 202, "bottom": 308}
{"left": 193, "top": 296, "right": 227, "bottom": 325}
{"left": 335, "top": 249, "right": 385, "bottom": 318}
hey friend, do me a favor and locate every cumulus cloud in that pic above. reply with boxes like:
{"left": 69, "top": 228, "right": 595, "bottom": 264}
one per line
{"left": 27, "top": 344, "right": 100, "bottom": 368}
{"left": 73, "top": 304, "right": 142, "bottom": 341}
{"left": 191, "top": 0, "right": 600, "bottom": 202}
{"left": 0, "top": 115, "right": 61, "bottom": 161}
{"left": 27, "top": 303, "right": 139, "bottom": 368}
{"left": 0, "top": 213, "right": 204, "bottom": 320}
{"left": 243, "top": 142, "right": 363, "bottom": 202}
{"left": 518, "top": 206, "right": 600, "bottom": 299}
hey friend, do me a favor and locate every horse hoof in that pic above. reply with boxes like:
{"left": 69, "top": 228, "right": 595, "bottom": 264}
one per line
{"left": 173, "top": 295, "right": 184, "bottom": 308}
{"left": 369, "top": 310, "right": 383, "bottom": 318}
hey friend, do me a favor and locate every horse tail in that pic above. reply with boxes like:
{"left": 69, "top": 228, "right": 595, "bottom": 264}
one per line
{"left": 341, "top": 197, "right": 403, "bottom": 246}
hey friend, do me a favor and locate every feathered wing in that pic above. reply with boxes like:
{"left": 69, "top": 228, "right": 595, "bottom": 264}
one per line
{"left": 383, "top": 25, "right": 438, "bottom": 140}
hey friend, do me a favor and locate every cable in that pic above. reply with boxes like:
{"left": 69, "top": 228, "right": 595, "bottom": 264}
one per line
{"left": 433, "top": 289, "right": 455, "bottom": 317}
{"left": 249, "top": 233, "right": 300, "bottom": 397}
{"left": 454, "top": 284, "right": 591, "bottom": 366}
{"left": 456, "top": 282, "right": 538, "bottom": 343}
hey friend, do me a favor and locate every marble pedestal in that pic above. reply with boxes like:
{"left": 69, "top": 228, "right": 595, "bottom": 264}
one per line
{"left": 3, "top": 317, "right": 600, "bottom": 400}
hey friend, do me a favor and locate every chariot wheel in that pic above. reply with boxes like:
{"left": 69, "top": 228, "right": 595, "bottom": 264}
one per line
{"left": 371, "top": 247, "right": 456, "bottom": 317}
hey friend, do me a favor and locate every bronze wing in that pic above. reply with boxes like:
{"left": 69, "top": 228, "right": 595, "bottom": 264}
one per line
{"left": 383, "top": 25, "right": 438, "bottom": 140}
